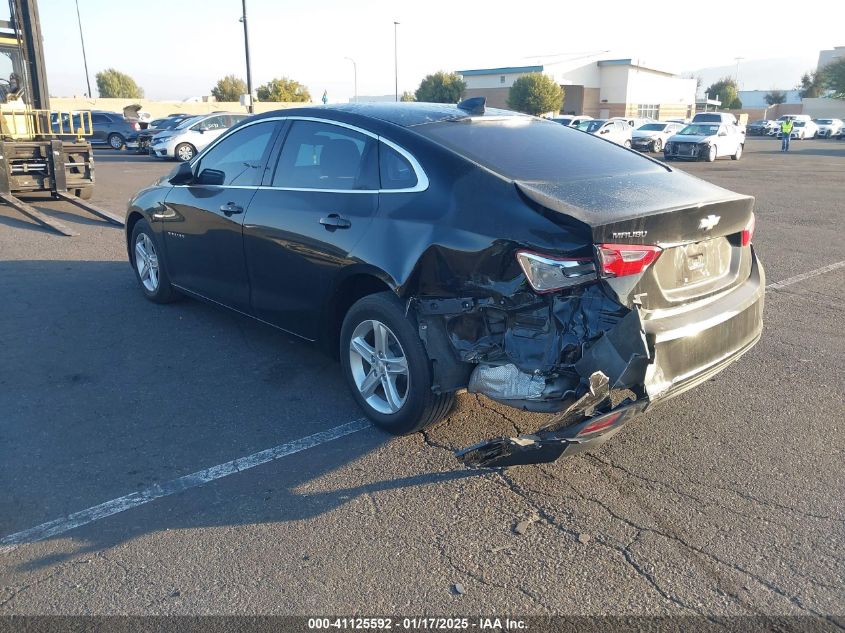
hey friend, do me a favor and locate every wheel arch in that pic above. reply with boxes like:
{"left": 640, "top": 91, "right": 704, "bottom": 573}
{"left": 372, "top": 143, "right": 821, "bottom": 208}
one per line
{"left": 125, "top": 210, "right": 146, "bottom": 264}
{"left": 323, "top": 267, "right": 399, "bottom": 358}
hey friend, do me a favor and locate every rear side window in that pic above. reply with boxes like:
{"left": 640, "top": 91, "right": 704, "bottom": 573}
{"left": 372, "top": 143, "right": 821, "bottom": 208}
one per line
{"left": 416, "top": 118, "right": 664, "bottom": 182}
{"left": 91, "top": 114, "right": 110, "bottom": 124}
{"left": 195, "top": 121, "right": 277, "bottom": 186}
{"left": 379, "top": 143, "right": 417, "bottom": 190}
{"left": 272, "top": 121, "right": 378, "bottom": 190}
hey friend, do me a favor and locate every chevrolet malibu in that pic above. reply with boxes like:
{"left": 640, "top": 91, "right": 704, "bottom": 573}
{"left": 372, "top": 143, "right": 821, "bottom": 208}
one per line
{"left": 125, "top": 101, "right": 764, "bottom": 468}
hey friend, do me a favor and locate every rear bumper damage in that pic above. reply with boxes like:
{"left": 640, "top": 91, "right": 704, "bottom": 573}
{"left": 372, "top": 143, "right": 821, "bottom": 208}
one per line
{"left": 413, "top": 253, "right": 765, "bottom": 468}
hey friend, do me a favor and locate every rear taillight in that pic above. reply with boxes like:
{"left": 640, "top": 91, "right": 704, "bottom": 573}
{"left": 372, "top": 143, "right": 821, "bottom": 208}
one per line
{"left": 132, "top": 121, "right": 140, "bottom": 130}
{"left": 516, "top": 250, "right": 596, "bottom": 293}
{"left": 741, "top": 213, "right": 755, "bottom": 246}
{"left": 596, "top": 244, "right": 662, "bottom": 278}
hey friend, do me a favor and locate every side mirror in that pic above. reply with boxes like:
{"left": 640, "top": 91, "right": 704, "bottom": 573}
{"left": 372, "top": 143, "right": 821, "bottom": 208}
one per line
{"left": 600, "top": 129, "right": 608, "bottom": 134}
{"left": 196, "top": 168, "right": 225, "bottom": 186}
{"left": 169, "top": 161, "right": 194, "bottom": 185}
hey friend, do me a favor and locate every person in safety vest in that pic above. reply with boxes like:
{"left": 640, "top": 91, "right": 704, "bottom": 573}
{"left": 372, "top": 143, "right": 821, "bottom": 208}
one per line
{"left": 780, "top": 119, "right": 794, "bottom": 151}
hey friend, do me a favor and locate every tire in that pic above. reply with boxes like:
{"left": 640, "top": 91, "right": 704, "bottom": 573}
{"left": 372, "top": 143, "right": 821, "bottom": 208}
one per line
{"left": 731, "top": 144, "right": 743, "bottom": 161}
{"left": 175, "top": 143, "right": 196, "bottom": 162}
{"left": 706, "top": 144, "right": 717, "bottom": 162}
{"left": 74, "top": 187, "right": 93, "bottom": 200}
{"left": 340, "top": 292, "right": 454, "bottom": 435}
{"left": 623, "top": 139, "right": 632, "bottom": 149}
{"left": 652, "top": 138, "right": 662, "bottom": 153}
{"left": 107, "top": 133, "right": 125, "bottom": 150}
{"left": 130, "top": 219, "right": 180, "bottom": 304}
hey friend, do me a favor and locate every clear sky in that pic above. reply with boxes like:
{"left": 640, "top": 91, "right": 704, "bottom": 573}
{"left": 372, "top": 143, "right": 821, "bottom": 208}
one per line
{"left": 38, "top": 0, "right": 841, "bottom": 102}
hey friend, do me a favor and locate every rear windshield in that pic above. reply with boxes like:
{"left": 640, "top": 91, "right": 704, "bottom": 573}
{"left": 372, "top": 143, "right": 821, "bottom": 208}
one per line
{"left": 415, "top": 117, "right": 664, "bottom": 181}
{"left": 638, "top": 123, "right": 666, "bottom": 131}
{"left": 817, "top": 119, "right": 833, "bottom": 124}
{"left": 693, "top": 114, "right": 723, "bottom": 122}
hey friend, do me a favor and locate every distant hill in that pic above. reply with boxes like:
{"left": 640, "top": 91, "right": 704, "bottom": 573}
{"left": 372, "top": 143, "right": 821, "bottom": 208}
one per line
{"left": 685, "top": 56, "right": 817, "bottom": 97}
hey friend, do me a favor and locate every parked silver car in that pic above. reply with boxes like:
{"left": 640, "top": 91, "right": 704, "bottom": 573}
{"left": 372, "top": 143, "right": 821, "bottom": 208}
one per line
{"left": 631, "top": 121, "right": 685, "bottom": 153}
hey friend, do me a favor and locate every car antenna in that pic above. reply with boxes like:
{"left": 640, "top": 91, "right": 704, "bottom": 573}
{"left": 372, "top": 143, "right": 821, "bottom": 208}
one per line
{"left": 457, "top": 96, "right": 486, "bottom": 115}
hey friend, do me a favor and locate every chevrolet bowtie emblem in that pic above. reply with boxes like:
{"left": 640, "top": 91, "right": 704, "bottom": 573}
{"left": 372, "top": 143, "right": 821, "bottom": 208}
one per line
{"left": 699, "top": 214, "right": 721, "bottom": 230}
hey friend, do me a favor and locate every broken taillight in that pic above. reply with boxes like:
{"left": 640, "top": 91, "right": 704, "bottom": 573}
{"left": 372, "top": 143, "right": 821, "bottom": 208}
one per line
{"left": 596, "top": 244, "right": 662, "bottom": 278}
{"left": 741, "top": 213, "right": 755, "bottom": 246}
{"left": 516, "top": 250, "right": 596, "bottom": 293}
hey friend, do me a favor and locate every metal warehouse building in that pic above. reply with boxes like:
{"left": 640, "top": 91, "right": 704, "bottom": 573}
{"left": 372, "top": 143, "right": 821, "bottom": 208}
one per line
{"left": 457, "top": 58, "right": 696, "bottom": 120}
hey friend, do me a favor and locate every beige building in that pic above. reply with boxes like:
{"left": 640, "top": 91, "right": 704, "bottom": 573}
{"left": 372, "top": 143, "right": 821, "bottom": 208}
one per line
{"left": 457, "top": 58, "right": 696, "bottom": 120}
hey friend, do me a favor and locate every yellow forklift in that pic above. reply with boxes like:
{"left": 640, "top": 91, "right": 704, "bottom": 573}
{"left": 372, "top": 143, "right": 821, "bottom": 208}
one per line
{"left": 0, "top": 0, "right": 123, "bottom": 236}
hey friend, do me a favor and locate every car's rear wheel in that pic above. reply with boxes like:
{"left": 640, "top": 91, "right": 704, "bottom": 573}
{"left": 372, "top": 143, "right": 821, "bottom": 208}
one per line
{"left": 108, "top": 133, "right": 125, "bottom": 150}
{"left": 731, "top": 144, "right": 743, "bottom": 161}
{"left": 175, "top": 143, "right": 196, "bottom": 162}
{"left": 652, "top": 139, "right": 662, "bottom": 153}
{"left": 340, "top": 292, "right": 454, "bottom": 435}
{"left": 706, "top": 144, "right": 717, "bottom": 162}
{"left": 623, "top": 139, "right": 632, "bottom": 149}
{"left": 130, "top": 219, "right": 180, "bottom": 304}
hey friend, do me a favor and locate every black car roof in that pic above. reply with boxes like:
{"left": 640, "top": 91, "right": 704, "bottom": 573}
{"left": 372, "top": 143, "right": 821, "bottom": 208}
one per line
{"left": 255, "top": 102, "right": 525, "bottom": 128}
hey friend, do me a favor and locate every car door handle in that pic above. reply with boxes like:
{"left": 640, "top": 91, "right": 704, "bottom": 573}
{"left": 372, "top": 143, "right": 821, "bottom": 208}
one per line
{"left": 319, "top": 214, "right": 351, "bottom": 229}
{"left": 220, "top": 202, "right": 244, "bottom": 217}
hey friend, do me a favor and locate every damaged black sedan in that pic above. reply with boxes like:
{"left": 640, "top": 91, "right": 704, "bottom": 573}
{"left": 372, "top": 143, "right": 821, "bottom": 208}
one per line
{"left": 125, "top": 100, "right": 764, "bottom": 468}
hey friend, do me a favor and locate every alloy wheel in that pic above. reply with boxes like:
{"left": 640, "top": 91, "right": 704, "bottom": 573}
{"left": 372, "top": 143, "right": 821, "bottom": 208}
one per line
{"left": 109, "top": 135, "right": 123, "bottom": 149}
{"left": 134, "top": 233, "right": 160, "bottom": 293}
{"left": 348, "top": 319, "right": 409, "bottom": 414}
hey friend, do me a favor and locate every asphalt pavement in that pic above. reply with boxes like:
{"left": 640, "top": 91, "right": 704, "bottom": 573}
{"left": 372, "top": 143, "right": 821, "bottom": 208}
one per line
{"left": 0, "top": 138, "right": 843, "bottom": 618}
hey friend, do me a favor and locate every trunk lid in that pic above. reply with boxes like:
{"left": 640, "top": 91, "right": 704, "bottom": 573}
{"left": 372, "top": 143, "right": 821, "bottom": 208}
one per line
{"left": 516, "top": 170, "right": 755, "bottom": 308}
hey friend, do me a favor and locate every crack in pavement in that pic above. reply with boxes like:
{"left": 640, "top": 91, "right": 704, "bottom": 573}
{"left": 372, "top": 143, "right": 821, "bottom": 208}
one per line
{"left": 0, "top": 567, "right": 64, "bottom": 609}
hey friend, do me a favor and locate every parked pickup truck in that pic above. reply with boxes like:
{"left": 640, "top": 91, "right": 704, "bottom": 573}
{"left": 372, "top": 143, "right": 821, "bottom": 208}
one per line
{"left": 691, "top": 111, "right": 746, "bottom": 138}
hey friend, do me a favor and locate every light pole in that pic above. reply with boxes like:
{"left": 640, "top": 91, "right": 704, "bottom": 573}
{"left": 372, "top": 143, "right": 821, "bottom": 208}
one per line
{"left": 345, "top": 57, "right": 357, "bottom": 103}
{"left": 240, "top": 0, "right": 254, "bottom": 113}
{"left": 393, "top": 21, "right": 399, "bottom": 102}
{"left": 74, "top": 0, "right": 92, "bottom": 97}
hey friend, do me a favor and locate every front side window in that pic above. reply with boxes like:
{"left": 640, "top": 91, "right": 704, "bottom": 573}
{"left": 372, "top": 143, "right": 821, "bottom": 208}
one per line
{"left": 272, "top": 121, "right": 378, "bottom": 190}
{"left": 195, "top": 115, "right": 226, "bottom": 132}
{"left": 194, "top": 121, "right": 277, "bottom": 186}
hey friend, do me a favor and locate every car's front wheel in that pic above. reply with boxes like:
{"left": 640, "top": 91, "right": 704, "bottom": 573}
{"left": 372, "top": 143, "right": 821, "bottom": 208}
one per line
{"left": 175, "top": 143, "right": 196, "bottom": 162}
{"left": 340, "top": 292, "right": 454, "bottom": 435}
{"left": 731, "top": 143, "right": 743, "bottom": 160}
{"left": 623, "top": 139, "right": 632, "bottom": 149}
{"left": 706, "top": 144, "right": 717, "bottom": 162}
{"left": 652, "top": 139, "right": 662, "bottom": 153}
{"left": 130, "top": 219, "right": 180, "bottom": 304}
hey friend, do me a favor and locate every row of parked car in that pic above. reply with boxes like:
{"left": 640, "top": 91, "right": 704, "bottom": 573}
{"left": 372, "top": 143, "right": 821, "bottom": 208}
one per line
{"left": 747, "top": 115, "right": 845, "bottom": 140}
{"left": 551, "top": 112, "right": 746, "bottom": 162}
{"left": 51, "top": 109, "right": 251, "bottom": 160}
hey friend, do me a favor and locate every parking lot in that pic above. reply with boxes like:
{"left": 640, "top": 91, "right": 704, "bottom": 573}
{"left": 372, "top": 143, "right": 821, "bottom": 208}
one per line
{"left": 0, "top": 138, "right": 843, "bottom": 618}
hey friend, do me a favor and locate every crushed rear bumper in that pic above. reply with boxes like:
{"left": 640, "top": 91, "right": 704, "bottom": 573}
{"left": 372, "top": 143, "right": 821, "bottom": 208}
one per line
{"left": 444, "top": 252, "right": 765, "bottom": 468}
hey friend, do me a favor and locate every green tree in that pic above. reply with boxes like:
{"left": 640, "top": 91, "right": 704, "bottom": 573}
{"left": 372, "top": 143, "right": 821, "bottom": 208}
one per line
{"left": 414, "top": 71, "right": 466, "bottom": 103}
{"left": 95, "top": 69, "right": 143, "bottom": 98}
{"left": 798, "top": 71, "right": 824, "bottom": 98}
{"left": 400, "top": 91, "right": 416, "bottom": 102}
{"left": 764, "top": 90, "right": 786, "bottom": 105}
{"left": 820, "top": 58, "right": 845, "bottom": 96}
{"left": 211, "top": 75, "right": 247, "bottom": 102}
{"left": 507, "top": 73, "right": 564, "bottom": 115}
{"left": 256, "top": 78, "right": 311, "bottom": 102}
{"left": 705, "top": 77, "right": 741, "bottom": 109}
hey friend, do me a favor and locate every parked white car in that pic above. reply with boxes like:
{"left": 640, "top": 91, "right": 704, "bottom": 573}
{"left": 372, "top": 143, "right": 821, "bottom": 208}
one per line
{"left": 663, "top": 122, "right": 744, "bottom": 162}
{"left": 692, "top": 111, "right": 746, "bottom": 137}
{"left": 149, "top": 112, "right": 250, "bottom": 161}
{"left": 631, "top": 121, "right": 686, "bottom": 153}
{"left": 777, "top": 119, "right": 818, "bottom": 140}
{"left": 576, "top": 118, "right": 632, "bottom": 147}
{"left": 550, "top": 115, "right": 593, "bottom": 127}
{"left": 815, "top": 118, "right": 843, "bottom": 138}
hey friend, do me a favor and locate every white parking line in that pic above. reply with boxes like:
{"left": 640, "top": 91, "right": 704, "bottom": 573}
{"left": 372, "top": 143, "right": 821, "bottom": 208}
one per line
{"left": 0, "top": 419, "right": 371, "bottom": 555}
{"left": 766, "top": 260, "right": 845, "bottom": 290}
